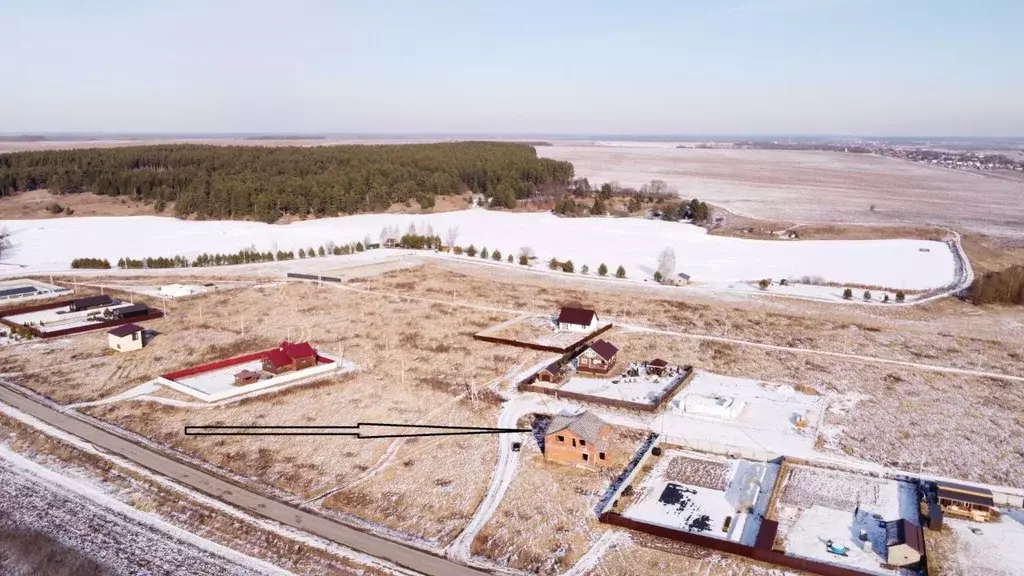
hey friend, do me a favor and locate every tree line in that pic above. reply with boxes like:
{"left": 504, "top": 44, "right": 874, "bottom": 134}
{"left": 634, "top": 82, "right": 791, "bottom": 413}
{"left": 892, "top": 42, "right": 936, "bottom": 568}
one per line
{"left": 0, "top": 142, "right": 573, "bottom": 222}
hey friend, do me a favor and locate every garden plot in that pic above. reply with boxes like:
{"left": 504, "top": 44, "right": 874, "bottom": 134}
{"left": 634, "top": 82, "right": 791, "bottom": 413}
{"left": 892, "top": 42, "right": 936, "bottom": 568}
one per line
{"left": 945, "top": 511, "right": 1024, "bottom": 576}
{"left": 773, "top": 464, "right": 920, "bottom": 576}
{"left": 623, "top": 450, "right": 776, "bottom": 544}
{"left": 655, "top": 371, "right": 826, "bottom": 459}
{"left": 159, "top": 353, "right": 348, "bottom": 403}
{"left": 558, "top": 372, "right": 681, "bottom": 404}
{"left": 3, "top": 301, "right": 141, "bottom": 334}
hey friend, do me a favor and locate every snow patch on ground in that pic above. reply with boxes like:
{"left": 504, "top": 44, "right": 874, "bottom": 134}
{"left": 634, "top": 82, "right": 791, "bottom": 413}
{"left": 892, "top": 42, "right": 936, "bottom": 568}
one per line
{"left": 948, "top": 512, "right": 1024, "bottom": 576}
{"left": 557, "top": 373, "right": 680, "bottom": 404}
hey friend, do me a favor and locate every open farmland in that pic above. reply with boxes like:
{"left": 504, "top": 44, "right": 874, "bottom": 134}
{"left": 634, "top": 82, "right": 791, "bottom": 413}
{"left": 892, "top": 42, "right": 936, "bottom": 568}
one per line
{"left": 0, "top": 279, "right": 550, "bottom": 545}
{"left": 537, "top": 143, "right": 1024, "bottom": 238}
{"left": 0, "top": 209, "right": 957, "bottom": 291}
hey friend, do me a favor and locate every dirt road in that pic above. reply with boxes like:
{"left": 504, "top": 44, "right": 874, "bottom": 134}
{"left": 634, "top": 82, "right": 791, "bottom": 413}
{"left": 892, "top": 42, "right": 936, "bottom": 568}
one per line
{"left": 0, "top": 383, "right": 485, "bottom": 576}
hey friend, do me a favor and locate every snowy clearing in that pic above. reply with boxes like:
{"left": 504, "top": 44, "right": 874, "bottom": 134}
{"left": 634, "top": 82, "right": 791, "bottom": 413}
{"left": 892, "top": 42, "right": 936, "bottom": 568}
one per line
{"left": 0, "top": 212, "right": 956, "bottom": 289}
{"left": 947, "top": 512, "right": 1024, "bottom": 576}
{"left": 556, "top": 373, "right": 681, "bottom": 404}
{"left": 623, "top": 450, "right": 777, "bottom": 545}
{"left": 653, "top": 371, "right": 828, "bottom": 460}
{"left": 774, "top": 464, "right": 920, "bottom": 576}
{"left": 0, "top": 278, "right": 69, "bottom": 302}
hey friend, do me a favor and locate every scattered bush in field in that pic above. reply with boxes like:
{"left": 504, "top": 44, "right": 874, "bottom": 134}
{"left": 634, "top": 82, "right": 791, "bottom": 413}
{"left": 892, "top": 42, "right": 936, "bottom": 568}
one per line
{"left": 46, "top": 202, "right": 64, "bottom": 214}
{"left": 307, "top": 247, "right": 316, "bottom": 257}
{"left": 466, "top": 244, "right": 478, "bottom": 257}
{"left": 883, "top": 294, "right": 890, "bottom": 303}
{"left": 154, "top": 198, "right": 167, "bottom": 212}
{"left": 581, "top": 264, "right": 589, "bottom": 275}
{"left": 654, "top": 271, "right": 663, "bottom": 282}
{"left": 548, "top": 257, "right": 559, "bottom": 270}
{"left": 480, "top": 247, "right": 489, "bottom": 259}
{"left": 863, "top": 290, "right": 872, "bottom": 301}
{"left": 355, "top": 242, "right": 365, "bottom": 252}
{"left": 298, "top": 248, "right": 307, "bottom": 258}
{"left": 519, "top": 254, "right": 528, "bottom": 265}
{"left": 758, "top": 278, "right": 771, "bottom": 290}
{"left": 895, "top": 290, "right": 905, "bottom": 303}
{"left": 492, "top": 249, "right": 502, "bottom": 261}
{"left": 506, "top": 254, "right": 513, "bottom": 263}
{"left": 70, "top": 258, "right": 111, "bottom": 269}
{"left": 598, "top": 263, "right": 608, "bottom": 276}
{"left": 317, "top": 246, "right": 326, "bottom": 257}
{"left": 780, "top": 278, "right": 788, "bottom": 286}
{"left": 453, "top": 246, "right": 463, "bottom": 255}
{"left": 843, "top": 288, "right": 853, "bottom": 300}
{"left": 616, "top": 265, "right": 626, "bottom": 279}
{"left": 562, "top": 260, "right": 574, "bottom": 273}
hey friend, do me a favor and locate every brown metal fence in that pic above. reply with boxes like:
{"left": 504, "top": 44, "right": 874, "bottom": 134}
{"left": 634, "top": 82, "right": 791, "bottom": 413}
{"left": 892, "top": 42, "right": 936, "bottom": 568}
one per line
{"left": 600, "top": 512, "right": 877, "bottom": 576}
{"left": 0, "top": 299, "right": 165, "bottom": 339}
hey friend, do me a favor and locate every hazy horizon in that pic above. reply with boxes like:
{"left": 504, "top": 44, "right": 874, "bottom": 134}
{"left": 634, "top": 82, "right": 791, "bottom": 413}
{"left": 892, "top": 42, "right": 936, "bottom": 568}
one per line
{"left": 4, "top": 1, "right": 1023, "bottom": 137}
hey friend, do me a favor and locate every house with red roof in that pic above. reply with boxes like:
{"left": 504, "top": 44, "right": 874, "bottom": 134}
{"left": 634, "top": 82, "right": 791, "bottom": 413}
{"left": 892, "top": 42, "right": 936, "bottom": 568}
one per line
{"left": 577, "top": 339, "right": 619, "bottom": 375}
{"left": 262, "top": 341, "right": 318, "bottom": 374}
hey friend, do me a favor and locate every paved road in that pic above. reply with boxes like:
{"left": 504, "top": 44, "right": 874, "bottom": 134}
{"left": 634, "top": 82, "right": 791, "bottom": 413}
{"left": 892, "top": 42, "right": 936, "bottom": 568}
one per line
{"left": 0, "top": 384, "right": 487, "bottom": 576}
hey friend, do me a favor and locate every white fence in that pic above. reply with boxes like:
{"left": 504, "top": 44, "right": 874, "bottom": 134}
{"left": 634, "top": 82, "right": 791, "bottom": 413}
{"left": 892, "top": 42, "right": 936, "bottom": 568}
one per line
{"left": 662, "top": 435, "right": 778, "bottom": 463}
{"left": 994, "top": 492, "right": 1024, "bottom": 508}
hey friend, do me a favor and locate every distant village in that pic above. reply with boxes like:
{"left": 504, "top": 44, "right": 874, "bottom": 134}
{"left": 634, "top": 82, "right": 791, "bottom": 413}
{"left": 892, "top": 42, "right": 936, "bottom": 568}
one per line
{"left": 718, "top": 141, "right": 1024, "bottom": 172}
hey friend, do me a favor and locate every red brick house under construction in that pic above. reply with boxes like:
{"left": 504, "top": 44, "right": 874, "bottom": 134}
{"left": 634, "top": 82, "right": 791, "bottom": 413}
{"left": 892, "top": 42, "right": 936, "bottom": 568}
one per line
{"left": 544, "top": 411, "right": 613, "bottom": 468}
{"left": 262, "top": 341, "right": 318, "bottom": 374}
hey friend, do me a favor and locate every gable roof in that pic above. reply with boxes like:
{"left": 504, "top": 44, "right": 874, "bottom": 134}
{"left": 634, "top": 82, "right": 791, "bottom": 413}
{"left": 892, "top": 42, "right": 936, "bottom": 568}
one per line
{"left": 587, "top": 339, "right": 618, "bottom": 361}
{"left": 538, "top": 361, "right": 560, "bottom": 376}
{"left": 936, "top": 481, "right": 994, "bottom": 507}
{"left": 557, "top": 307, "right": 596, "bottom": 326}
{"left": 281, "top": 341, "right": 316, "bottom": 359}
{"left": 886, "top": 519, "right": 924, "bottom": 553}
{"left": 545, "top": 411, "right": 610, "bottom": 450}
{"left": 107, "top": 323, "right": 143, "bottom": 337}
{"left": 234, "top": 369, "right": 259, "bottom": 379}
{"left": 71, "top": 295, "right": 113, "bottom": 309}
{"left": 263, "top": 348, "right": 292, "bottom": 368}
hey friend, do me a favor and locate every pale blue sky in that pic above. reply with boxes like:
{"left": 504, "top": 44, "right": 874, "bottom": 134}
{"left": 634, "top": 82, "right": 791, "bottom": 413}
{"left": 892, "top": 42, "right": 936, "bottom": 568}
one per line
{"left": 4, "top": 0, "right": 1022, "bottom": 136}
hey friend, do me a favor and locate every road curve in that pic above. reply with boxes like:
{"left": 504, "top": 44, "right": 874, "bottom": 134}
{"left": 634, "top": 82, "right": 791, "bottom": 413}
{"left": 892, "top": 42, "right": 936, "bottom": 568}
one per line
{"left": 0, "top": 384, "right": 486, "bottom": 576}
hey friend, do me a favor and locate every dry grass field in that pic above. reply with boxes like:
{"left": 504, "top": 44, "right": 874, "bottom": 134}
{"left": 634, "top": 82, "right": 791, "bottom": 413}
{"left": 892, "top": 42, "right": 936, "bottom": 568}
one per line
{"left": 0, "top": 189, "right": 167, "bottom": 219}
{"left": 471, "top": 421, "right": 645, "bottom": 574}
{"left": 595, "top": 536, "right": 806, "bottom": 576}
{"left": 537, "top": 145, "right": 1024, "bottom": 238}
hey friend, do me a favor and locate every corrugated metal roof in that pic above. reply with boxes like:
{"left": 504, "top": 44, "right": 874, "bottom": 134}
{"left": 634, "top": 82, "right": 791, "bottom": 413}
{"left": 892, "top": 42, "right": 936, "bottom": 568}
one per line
{"left": 557, "top": 307, "right": 596, "bottom": 326}
{"left": 587, "top": 339, "right": 618, "bottom": 361}
{"left": 282, "top": 341, "right": 316, "bottom": 359}
{"left": 107, "top": 323, "right": 143, "bottom": 337}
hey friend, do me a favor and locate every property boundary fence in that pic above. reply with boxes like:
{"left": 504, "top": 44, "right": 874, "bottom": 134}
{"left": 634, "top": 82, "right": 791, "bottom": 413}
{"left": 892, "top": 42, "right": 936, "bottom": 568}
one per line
{"left": 600, "top": 512, "right": 877, "bottom": 576}
{"left": 161, "top": 349, "right": 336, "bottom": 381}
{"left": 519, "top": 366, "right": 694, "bottom": 413}
{"left": 473, "top": 322, "right": 614, "bottom": 354}
{"left": 597, "top": 433, "right": 660, "bottom": 515}
{"left": 286, "top": 273, "right": 342, "bottom": 283}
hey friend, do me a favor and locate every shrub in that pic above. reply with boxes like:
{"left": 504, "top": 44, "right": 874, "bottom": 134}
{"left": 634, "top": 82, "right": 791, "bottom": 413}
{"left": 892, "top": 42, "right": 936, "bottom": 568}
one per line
{"left": 453, "top": 245, "right": 463, "bottom": 255}
{"left": 758, "top": 278, "right": 771, "bottom": 290}
{"left": 598, "top": 263, "right": 608, "bottom": 276}
{"left": 654, "top": 271, "right": 663, "bottom": 283}
{"left": 466, "top": 244, "right": 478, "bottom": 257}
{"left": 548, "top": 257, "right": 559, "bottom": 270}
{"left": 780, "top": 278, "right": 788, "bottom": 286}
{"left": 298, "top": 248, "right": 306, "bottom": 258}
{"left": 863, "top": 290, "right": 872, "bottom": 301}
{"left": 895, "top": 290, "right": 905, "bottom": 303}
{"left": 480, "top": 247, "right": 489, "bottom": 259}
{"left": 154, "top": 198, "right": 167, "bottom": 212}
{"left": 63, "top": 207, "right": 74, "bottom": 215}
{"left": 842, "top": 288, "right": 853, "bottom": 300}
{"left": 46, "top": 202, "right": 64, "bottom": 214}
{"left": 616, "top": 265, "right": 626, "bottom": 279}
{"left": 581, "top": 264, "right": 589, "bottom": 275}
{"left": 562, "top": 260, "right": 574, "bottom": 273}
{"left": 308, "top": 247, "right": 316, "bottom": 257}
{"left": 317, "top": 246, "right": 326, "bottom": 257}
{"left": 883, "top": 294, "right": 890, "bottom": 303}
{"left": 356, "top": 242, "right": 364, "bottom": 252}
{"left": 506, "top": 254, "right": 513, "bottom": 263}
{"left": 519, "top": 254, "right": 529, "bottom": 265}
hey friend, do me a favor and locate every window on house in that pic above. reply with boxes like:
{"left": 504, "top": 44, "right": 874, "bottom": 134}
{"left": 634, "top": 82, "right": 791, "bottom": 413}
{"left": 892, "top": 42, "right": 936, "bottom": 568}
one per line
{"left": 571, "top": 438, "right": 576, "bottom": 447}
{"left": 599, "top": 452, "right": 605, "bottom": 460}
{"left": 556, "top": 435, "right": 564, "bottom": 443}
{"left": 582, "top": 453, "right": 589, "bottom": 461}
{"left": 579, "top": 439, "right": 586, "bottom": 446}
{"left": 132, "top": 332, "right": 138, "bottom": 341}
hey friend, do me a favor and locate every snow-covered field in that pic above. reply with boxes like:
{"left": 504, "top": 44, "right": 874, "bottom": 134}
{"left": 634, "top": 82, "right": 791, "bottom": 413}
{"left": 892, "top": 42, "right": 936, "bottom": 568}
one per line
{"left": 161, "top": 354, "right": 349, "bottom": 402}
{"left": 557, "top": 373, "right": 680, "bottom": 404}
{"left": 775, "top": 464, "right": 920, "bottom": 576}
{"left": 655, "top": 371, "right": 827, "bottom": 460}
{"left": 947, "top": 512, "right": 1024, "bottom": 576}
{"left": 623, "top": 450, "right": 776, "bottom": 545}
{"left": 0, "top": 278, "right": 69, "bottom": 302}
{"left": 0, "top": 212, "right": 955, "bottom": 289}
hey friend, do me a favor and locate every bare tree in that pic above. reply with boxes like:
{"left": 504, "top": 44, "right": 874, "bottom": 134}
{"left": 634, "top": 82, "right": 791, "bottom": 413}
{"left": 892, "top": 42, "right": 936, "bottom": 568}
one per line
{"left": 406, "top": 221, "right": 417, "bottom": 236}
{"left": 656, "top": 246, "right": 676, "bottom": 282}
{"left": 446, "top": 226, "right": 459, "bottom": 249}
{"left": 518, "top": 246, "right": 535, "bottom": 259}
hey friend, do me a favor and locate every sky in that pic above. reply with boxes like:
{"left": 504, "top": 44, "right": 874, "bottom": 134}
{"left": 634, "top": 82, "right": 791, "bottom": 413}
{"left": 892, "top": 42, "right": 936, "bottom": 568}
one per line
{"left": 3, "top": 0, "right": 1023, "bottom": 137}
